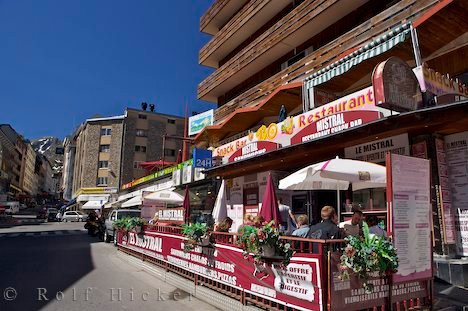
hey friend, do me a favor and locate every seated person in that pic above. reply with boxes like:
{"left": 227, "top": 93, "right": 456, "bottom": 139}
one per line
{"left": 291, "top": 215, "right": 310, "bottom": 237}
{"left": 148, "top": 213, "right": 159, "bottom": 225}
{"left": 307, "top": 206, "right": 340, "bottom": 239}
{"left": 237, "top": 214, "right": 254, "bottom": 234}
{"left": 366, "top": 215, "right": 387, "bottom": 237}
{"left": 215, "top": 217, "right": 233, "bottom": 232}
{"left": 252, "top": 215, "right": 265, "bottom": 228}
{"left": 341, "top": 210, "right": 363, "bottom": 236}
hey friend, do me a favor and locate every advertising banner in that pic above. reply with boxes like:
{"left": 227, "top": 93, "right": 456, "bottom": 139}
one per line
{"left": 444, "top": 131, "right": 468, "bottom": 256}
{"left": 344, "top": 133, "right": 409, "bottom": 163}
{"left": 329, "top": 253, "right": 428, "bottom": 310}
{"left": 156, "top": 208, "right": 185, "bottom": 224}
{"left": 413, "top": 64, "right": 468, "bottom": 98}
{"left": 119, "top": 230, "right": 323, "bottom": 310}
{"left": 214, "top": 87, "right": 381, "bottom": 163}
{"left": 387, "top": 154, "right": 432, "bottom": 283}
{"left": 189, "top": 110, "right": 214, "bottom": 136}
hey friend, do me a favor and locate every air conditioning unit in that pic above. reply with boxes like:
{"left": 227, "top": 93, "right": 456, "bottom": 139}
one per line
{"left": 280, "top": 46, "right": 314, "bottom": 71}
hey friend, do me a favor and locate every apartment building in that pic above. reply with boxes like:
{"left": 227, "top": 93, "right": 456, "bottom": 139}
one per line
{"left": 22, "top": 142, "right": 38, "bottom": 195}
{"left": 120, "top": 108, "right": 185, "bottom": 186}
{"left": 196, "top": 0, "right": 467, "bottom": 264}
{"left": 0, "top": 124, "right": 26, "bottom": 195}
{"left": 61, "top": 136, "right": 76, "bottom": 201}
{"left": 72, "top": 116, "right": 124, "bottom": 195}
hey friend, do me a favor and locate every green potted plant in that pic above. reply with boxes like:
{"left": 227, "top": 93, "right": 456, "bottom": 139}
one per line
{"left": 126, "top": 217, "right": 145, "bottom": 233}
{"left": 237, "top": 221, "right": 293, "bottom": 266}
{"left": 113, "top": 217, "right": 129, "bottom": 232}
{"left": 339, "top": 222, "right": 399, "bottom": 293}
{"left": 181, "top": 222, "right": 212, "bottom": 252}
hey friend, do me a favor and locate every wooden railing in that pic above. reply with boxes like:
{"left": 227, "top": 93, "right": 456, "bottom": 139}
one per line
{"left": 200, "top": 0, "right": 230, "bottom": 33}
{"left": 200, "top": 0, "right": 278, "bottom": 66}
{"left": 200, "top": 0, "right": 437, "bottom": 124}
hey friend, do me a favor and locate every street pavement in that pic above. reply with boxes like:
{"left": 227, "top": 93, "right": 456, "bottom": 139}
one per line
{"left": 0, "top": 221, "right": 219, "bottom": 311}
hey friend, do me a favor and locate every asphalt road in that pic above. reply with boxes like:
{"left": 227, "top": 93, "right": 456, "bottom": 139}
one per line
{"left": 0, "top": 221, "right": 218, "bottom": 311}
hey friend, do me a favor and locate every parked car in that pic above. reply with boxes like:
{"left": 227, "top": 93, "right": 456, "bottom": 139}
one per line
{"left": 104, "top": 209, "right": 141, "bottom": 244}
{"left": 62, "top": 211, "right": 88, "bottom": 222}
{"left": 4, "top": 202, "right": 20, "bottom": 214}
{"left": 47, "top": 208, "right": 59, "bottom": 222}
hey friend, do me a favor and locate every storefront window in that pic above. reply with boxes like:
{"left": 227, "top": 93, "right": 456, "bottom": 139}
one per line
{"left": 352, "top": 188, "right": 386, "bottom": 211}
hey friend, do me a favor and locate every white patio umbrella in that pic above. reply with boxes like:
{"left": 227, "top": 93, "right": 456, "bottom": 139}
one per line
{"left": 211, "top": 180, "right": 227, "bottom": 223}
{"left": 279, "top": 157, "right": 386, "bottom": 220}
{"left": 144, "top": 189, "right": 184, "bottom": 204}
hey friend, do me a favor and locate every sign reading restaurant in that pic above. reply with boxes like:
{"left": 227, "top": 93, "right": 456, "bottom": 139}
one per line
{"left": 213, "top": 86, "right": 382, "bottom": 163}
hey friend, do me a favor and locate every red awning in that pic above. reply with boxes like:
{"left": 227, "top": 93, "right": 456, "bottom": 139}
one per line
{"left": 139, "top": 160, "right": 176, "bottom": 172}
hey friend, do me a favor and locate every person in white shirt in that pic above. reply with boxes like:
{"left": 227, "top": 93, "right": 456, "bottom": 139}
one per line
{"left": 278, "top": 198, "right": 296, "bottom": 234}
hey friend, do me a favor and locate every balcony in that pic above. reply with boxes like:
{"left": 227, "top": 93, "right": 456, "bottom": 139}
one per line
{"left": 200, "top": 0, "right": 291, "bottom": 68}
{"left": 206, "top": 0, "right": 438, "bottom": 123}
{"left": 198, "top": 0, "right": 371, "bottom": 102}
{"left": 200, "top": 0, "right": 249, "bottom": 35}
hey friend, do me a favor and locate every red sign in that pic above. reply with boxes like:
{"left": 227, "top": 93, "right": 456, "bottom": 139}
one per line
{"left": 118, "top": 230, "right": 323, "bottom": 310}
{"left": 373, "top": 57, "right": 422, "bottom": 112}
{"left": 329, "top": 253, "right": 429, "bottom": 310}
{"left": 228, "top": 141, "right": 280, "bottom": 163}
{"left": 290, "top": 110, "right": 381, "bottom": 145}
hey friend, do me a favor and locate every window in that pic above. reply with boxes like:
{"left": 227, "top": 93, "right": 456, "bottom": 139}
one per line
{"left": 98, "top": 161, "right": 109, "bottom": 169}
{"left": 97, "top": 177, "right": 108, "bottom": 186}
{"left": 138, "top": 114, "right": 147, "bottom": 119}
{"left": 136, "top": 129, "right": 147, "bottom": 137}
{"left": 135, "top": 145, "right": 147, "bottom": 153}
{"left": 167, "top": 119, "right": 176, "bottom": 124}
{"left": 133, "top": 161, "right": 142, "bottom": 169}
{"left": 100, "top": 128, "right": 112, "bottom": 136}
{"left": 99, "top": 145, "right": 110, "bottom": 152}
{"left": 164, "top": 149, "right": 176, "bottom": 157}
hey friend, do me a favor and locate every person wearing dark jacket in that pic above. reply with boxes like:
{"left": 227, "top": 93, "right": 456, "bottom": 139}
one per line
{"left": 307, "top": 206, "right": 341, "bottom": 239}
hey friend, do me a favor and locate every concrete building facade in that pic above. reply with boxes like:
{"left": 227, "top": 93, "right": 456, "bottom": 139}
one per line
{"left": 72, "top": 116, "right": 125, "bottom": 196}
{"left": 61, "top": 136, "right": 76, "bottom": 201}
{"left": 120, "top": 108, "right": 185, "bottom": 186}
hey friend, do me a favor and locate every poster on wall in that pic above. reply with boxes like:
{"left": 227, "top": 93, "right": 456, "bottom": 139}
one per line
{"left": 444, "top": 131, "right": 468, "bottom": 256}
{"left": 387, "top": 153, "right": 432, "bottom": 283}
{"left": 188, "top": 110, "right": 214, "bottom": 136}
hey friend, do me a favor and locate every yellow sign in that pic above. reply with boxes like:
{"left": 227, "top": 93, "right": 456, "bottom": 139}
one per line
{"left": 74, "top": 187, "right": 117, "bottom": 196}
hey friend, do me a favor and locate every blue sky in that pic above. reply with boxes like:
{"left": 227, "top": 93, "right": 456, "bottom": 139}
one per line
{"left": 0, "top": 0, "right": 215, "bottom": 139}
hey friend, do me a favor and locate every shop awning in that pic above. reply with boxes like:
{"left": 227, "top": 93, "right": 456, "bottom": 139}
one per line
{"left": 82, "top": 200, "right": 106, "bottom": 210}
{"left": 103, "top": 197, "right": 129, "bottom": 209}
{"left": 121, "top": 195, "right": 142, "bottom": 208}
{"left": 304, "top": 23, "right": 411, "bottom": 89}
{"left": 144, "top": 189, "right": 184, "bottom": 204}
{"left": 76, "top": 194, "right": 110, "bottom": 202}
{"left": 194, "top": 82, "right": 303, "bottom": 145}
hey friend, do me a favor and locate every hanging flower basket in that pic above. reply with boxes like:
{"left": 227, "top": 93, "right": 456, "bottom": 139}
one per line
{"left": 182, "top": 223, "right": 213, "bottom": 252}
{"left": 339, "top": 222, "right": 399, "bottom": 293}
{"left": 237, "top": 221, "right": 293, "bottom": 266}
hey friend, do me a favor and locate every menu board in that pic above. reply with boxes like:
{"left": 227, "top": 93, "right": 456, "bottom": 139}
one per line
{"left": 444, "top": 131, "right": 468, "bottom": 256}
{"left": 389, "top": 154, "right": 432, "bottom": 283}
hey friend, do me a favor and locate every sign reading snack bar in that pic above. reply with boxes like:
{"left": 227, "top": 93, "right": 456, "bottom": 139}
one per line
{"left": 344, "top": 133, "right": 409, "bottom": 163}
{"left": 373, "top": 57, "right": 422, "bottom": 112}
{"left": 118, "top": 229, "right": 323, "bottom": 310}
{"left": 214, "top": 86, "right": 382, "bottom": 164}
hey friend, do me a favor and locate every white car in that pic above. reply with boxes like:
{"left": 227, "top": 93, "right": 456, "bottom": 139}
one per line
{"left": 4, "top": 202, "right": 20, "bottom": 214}
{"left": 62, "top": 211, "right": 88, "bottom": 222}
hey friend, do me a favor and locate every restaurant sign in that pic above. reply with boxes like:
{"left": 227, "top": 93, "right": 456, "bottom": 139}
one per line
{"left": 119, "top": 230, "right": 323, "bottom": 310}
{"left": 157, "top": 207, "right": 185, "bottom": 224}
{"left": 413, "top": 63, "right": 468, "bottom": 97}
{"left": 214, "top": 86, "right": 381, "bottom": 163}
{"left": 344, "top": 133, "right": 409, "bottom": 163}
{"left": 373, "top": 57, "right": 422, "bottom": 112}
{"left": 228, "top": 141, "right": 280, "bottom": 163}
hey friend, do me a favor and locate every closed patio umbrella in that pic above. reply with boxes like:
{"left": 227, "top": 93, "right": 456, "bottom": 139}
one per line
{"left": 259, "top": 174, "right": 282, "bottom": 227}
{"left": 182, "top": 186, "right": 190, "bottom": 223}
{"left": 211, "top": 180, "right": 227, "bottom": 224}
